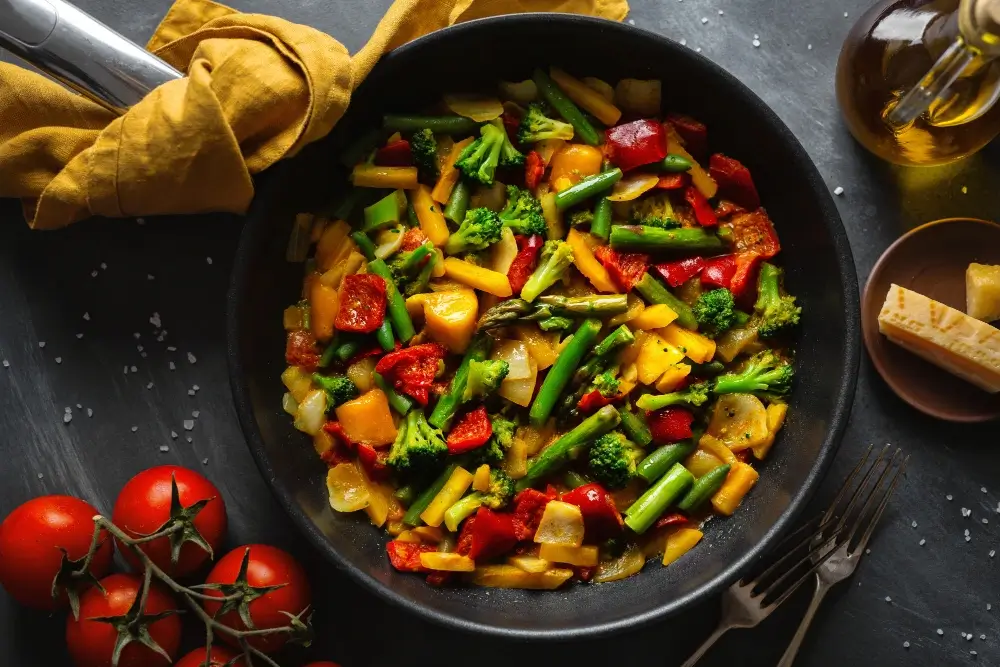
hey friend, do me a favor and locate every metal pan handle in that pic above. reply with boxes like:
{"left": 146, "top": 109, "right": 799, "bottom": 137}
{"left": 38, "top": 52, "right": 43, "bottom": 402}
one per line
{"left": 0, "top": 0, "right": 182, "bottom": 114}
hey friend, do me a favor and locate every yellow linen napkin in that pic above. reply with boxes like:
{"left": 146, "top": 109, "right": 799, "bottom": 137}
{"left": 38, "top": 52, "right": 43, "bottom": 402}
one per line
{"left": 0, "top": 0, "right": 628, "bottom": 229}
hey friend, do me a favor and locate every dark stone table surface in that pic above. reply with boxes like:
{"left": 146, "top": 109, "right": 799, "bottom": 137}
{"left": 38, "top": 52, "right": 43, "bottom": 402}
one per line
{"left": 3, "top": 0, "right": 999, "bottom": 665}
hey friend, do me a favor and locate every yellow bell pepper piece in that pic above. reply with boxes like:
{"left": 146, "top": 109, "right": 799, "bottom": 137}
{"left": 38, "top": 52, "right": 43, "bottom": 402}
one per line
{"left": 655, "top": 363, "right": 692, "bottom": 392}
{"left": 281, "top": 366, "right": 313, "bottom": 403}
{"left": 308, "top": 281, "right": 339, "bottom": 343}
{"left": 410, "top": 526, "right": 445, "bottom": 543}
{"left": 431, "top": 137, "right": 475, "bottom": 203}
{"left": 698, "top": 433, "right": 738, "bottom": 465}
{"left": 711, "top": 462, "right": 760, "bottom": 516}
{"left": 315, "top": 220, "right": 352, "bottom": 271}
{"left": 319, "top": 249, "right": 364, "bottom": 289}
{"left": 631, "top": 303, "right": 678, "bottom": 330}
{"left": 411, "top": 185, "right": 450, "bottom": 248}
{"left": 312, "top": 430, "right": 335, "bottom": 457}
{"left": 665, "top": 126, "right": 717, "bottom": 199}
{"left": 357, "top": 463, "right": 391, "bottom": 528}
{"left": 566, "top": 228, "right": 618, "bottom": 293}
{"left": 420, "top": 466, "right": 474, "bottom": 527}
{"left": 659, "top": 323, "right": 716, "bottom": 364}
{"left": 549, "top": 68, "right": 623, "bottom": 126}
{"left": 534, "top": 501, "right": 585, "bottom": 547}
{"left": 538, "top": 543, "right": 599, "bottom": 567}
{"left": 618, "top": 331, "right": 649, "bottom": 367}
{"left": 508, "top": 556, "right": 553, "bottom": 574}
{"left": 539, "top": 190, "right": 565, "bottom": 241}
{"left": 334, "top": 389, "right": 398, "bottom": 447}
{"left": 351, "top": 164, "right": 418, "bottom": 190}
{"left": 473, "top": 464, "right": 491, "bottom": 492}
{"left": 662, "top": 527, "right": 704, "bottom": 566}
{"left": 471, "top": 564, "right": 574, "bottom": 590}
{"left": 752, "top": 402, "right": 789, "bottom": 460}
{"left": 421, "top": 288, "right": 479, "bottom": 353}
{"left": 420, "top": 552, "right": 476, "bottom": 572}
{"left": 635, "top": 333, "right": 686, "bottom": 385}
{"left": 549, "top": 143, "right": 605, "bottom": 186}
{"left": 394, "top": 530, "right": 421, "bottom": 544}
{"left": 443, "top": 257, "right": 512, "bottom": 297}
{"left": 503, "top": 433, "right": 528, "bottom": 479}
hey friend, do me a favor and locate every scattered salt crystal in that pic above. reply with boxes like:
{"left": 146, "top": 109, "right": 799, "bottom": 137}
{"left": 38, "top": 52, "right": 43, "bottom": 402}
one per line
{"left": 981, "top": 635, "right": 986, "bottom": 640}
{"left": 183, "top": 420, "right": 195, "bottom": 431}
{"left": 150, "top": 312, "right": 161, "bottom": 328}
{"left": 171, "top": 431, "right": 178, "bottom": 439}
{"left": 937, "top": 629, "right": 944, "bottom": 636}
{"left": 2, "top": 360, "right": 8, "bottom": 368}
{"left": 963, "top": 507, "right": 972, "bottom": 517}
{"left": 752, "top": 39, "right": 761, "bottom": 47}
{"left": 680, "top": 38, "right": 687, "bottom": 46}
{"left": 833, "top": 186, "right": 844, "bottom": 195}
{"left": 54, "top": 357, "right": 61, "bottom": 364}
{"left": 130, "top": 365, "right": 137, "bottom": 373}
{"left": 37, "top": 473, "right": 43, "bottom": 479}
{"left": 206, "top": 257, "right": 213, "bottom": 265}
{"left": 885, "top": 596, "right": 892, "bottom": 602}
{"left": 865, "top": 549, "right": 871, "bottom": 554}
{"left": 919, "top": 539, "right": 926, "bottom": 546}
{"left": 123, "top": 366, "right": 129, "bottom": 374}
{"left": 131, "top": 426, "right": 138, "bottom": 433}
{"left": 754, "top": 33, "right": 759, "bottom": 39}
{"left": 100, "top": 262, "right": 107, "bottom": 270}
{"left": 147, "top": 274, "right": 155, "bottom": 281}
{"left": 947, "top": 494, "right": 953, "bottom": 500}
{"left": 984, "top": 518, "right": 989, "bottom": 524}
{"left": 187, "top": 352, "right": 197, "bottom": 364}
{"left": 990, "top": 550, "right": 996, "bottom": 558}
{"left": 903, "top": 641, "right": 909, "bottom": 649}
{"left": 966, "top": 529, "right": 971, "bottom": 536}
{"left": 167, "top": 346, "right": 177, "bottom": 352}
{"left": 76, "top": 403, "right": 82, "bottom": 409}
{"left": 202, "top": 458, "right": 209, "bottom": 465}
{"left": 911, "top": 520, "right": 917, "bottom": 528}
{"left": 137, "top": 345, "right": 144, "bottom": 352}
{"left": 136, "top": 218, "right": 145, "bottom": 225}
{"left": 64, "top": 407, "right": 71, "bottom": 413}
{"left": 983, "top": 487, "right": 988, "bottom": 493}
{"left": 83, "top": 312, "right": 90, "bottom": 321}
{"left": 989, "top": 604, "right": 993, "bottom": 611}
{"left": 192, "top": 410, "right": 200, "bottom": 418}
{"left": 133, "top": 333, "right": 141, "bottom": 340}
{"left": 701, "top": 17, "right": 708, "bottom": 24}
{"left": 807, "top": 44, "right": 813, "bottom": 50}
{"left": 140, "top": 352, "right": 147, "bottom": 358}
{"left": 63, "top": 413, "right": 72, "bottom": 424}
{"left": 186, "top": 436, "right": 193, "bottom": 443}
{"left": 159, "top": 445, "right": 169, "bottom": 453}
{"left": 844, "top": 11, "right": 849, "bottom": 16}
{"left": 966, "top": 536, "right": 972, "bottom": 542}
{"left": 76, "top": 333, "right": 83, "bottom": 339}
{"left": 146, "top": 382, "right": 153, "bottom": 390}
{"left": 192, "top": 384, "right": 200, "bottom": 391}
{"left": 718, "top": 9, "right": 723, "bottom": 15}
{"left": 91, "top": 270, "right": 98, "bottom": 278}
{"left": 38, "top": 341, "right": 46, "bottom": 348}
{"left": 169, "top": 362, "right": 176, "bottom": 371}
{"left": 695, "top": 47, "right": 702, "bottom": 52}
{"left": 188, "top": 389, "right": 195, "bottom": 396}
{"left": 87, "top": 408, "right": 93, "bottom": 418}
{"left": 972, "top": 650, "right": 978, "bottom": 656}
{"left": 968, "top": 634, "right": 974, "bottom": 642}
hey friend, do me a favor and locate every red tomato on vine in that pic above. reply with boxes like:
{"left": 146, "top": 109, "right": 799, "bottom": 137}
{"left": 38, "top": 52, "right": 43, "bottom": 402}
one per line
{"left": 0, "top": 495, "right": 113, "bottom": 611}
{"left": 112, "top": 465, "right": 227, "bottom": 578}
{"left": 173, "top": 645, "right": 245, "bottom": 667}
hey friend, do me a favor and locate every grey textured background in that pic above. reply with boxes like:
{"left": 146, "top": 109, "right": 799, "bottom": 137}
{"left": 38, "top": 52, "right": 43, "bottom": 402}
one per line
{"left": 3, "top": 0, "right": 1000, "bottom": 665}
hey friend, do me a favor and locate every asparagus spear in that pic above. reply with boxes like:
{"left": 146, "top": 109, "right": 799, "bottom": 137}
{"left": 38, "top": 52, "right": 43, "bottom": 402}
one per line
{"left": 634, "top": 273, "right": 697, "bottom": 330}
{"left": 619, "top": 402, "right": 652, "bottom": 447}
{"left": 533, "top": 68, "right": 601, "bottom": 146}
{"left": 637, "top": 439, "right": 697, "bottom": 484}
{"left": 609, "top": 225, "right": 724, "bottom": 253}
{"left": 476, "top": 294, "right": 629, "bottom": 330}
{"left": 624, "top": 463, "right": 695, "bottom": 534}
{"left": 515, "top": 405, "right": 621, "bottom": 491}
{"left": 428, "top": 334, "right": 492, "bottom": 429}
{"left": 528, "top": 318, "right": 602, "bottom": 427}
{"left": 559, "top": 325, "right": 635, "bottom": 417}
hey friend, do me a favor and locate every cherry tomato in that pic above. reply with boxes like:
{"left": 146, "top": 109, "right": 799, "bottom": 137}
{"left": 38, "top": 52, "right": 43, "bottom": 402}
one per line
{"left": 174, "top": 646, "right": 245, "bottom": 667}
{"left": 202, "top": 544, "right": 310, "bottom": 654}
{"left": 0, "top": 495, "right": 113, "bottom": 610}
{"left": 112, "top": 466, "right": 227, "bottom": 578}
{"left": 304, "top": 663, "right": 343, "bottom": 667}
{"left": 66, "top": 573, "right": 181, "bottom": 667}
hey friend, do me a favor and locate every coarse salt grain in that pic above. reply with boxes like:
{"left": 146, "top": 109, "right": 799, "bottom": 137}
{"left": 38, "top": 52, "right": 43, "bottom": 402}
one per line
{"left": 963, "top": 507, "right": 972, "bottom": 517}
{"left": 754, "top": 33, "right": 759, "bottom": 39}
{"left": 147, "top": 274, "right": 155, "bottom": 281}
{"left": 983, "top": 487, "right": 988, "bottom": 493}
{"left": 752, "top": 39, "right": 761, "bottom": 47}
{"left": 202, "top": 458, "right": 209, "bottom": 465}
{"left": 87, "top": 408, "right": 93, "bottom": 417}
{"left": 192, "top": 410, "right": 200, "bottom": 418}
{"left": 83, "top": 312, "right": 90, "bottom": 321}
{"left": 984, "top": 518, "right": 989, "bottom": 524}
{"left": 718, "top": 9, "right": 723, "bottom": 15}
{"left": 833, "top": 186, "right": 844, "bottom": 195}
{"left": 150, "top": 312, "right": 161, "bottom": 328}
{"left": 885, "top": 596, "right": 891, "bottom": 602}
{"left": 966, "top": 529, "right": 971, "bottom": 536}
{"left": 169, "top": 362, "right": 176, "bottom": 371}
{"left": 130, "top": 365, "right": 137, "bottom": 373}
{"left": 680, "top": 38, "right": 687, "bottom": 46}
{"left": 963, "top": 633, "right": 968, "bottom": 638}
{"left": 123, "top": 366, "right": 128, "bottom": 374}
{"left": 167, "top": 346, "right": 177, "bottom": 352}
{"left": 187, "top": 352, "right": 197, "bottom": 364}
{"left": 100, "top": 262, "right": 107, "bottom": 270}
{"left": 990, "top": 550, "right": 996, "bottom": 558}
{"left": 1, "top": 360, "right": 8, "bottom": 368}
{"left": 981, "top": 635, "right": 986, "bottom": 640}
{"left": 38, "top": 341, "right": 45, "bottom": 348}
{"left": 54, "top": 357, "right": 61, "bottom": 364}
{"left": 188, "top": 389, "right": 195, "bottom": 396}
{"left": 967, "top": 635, "right": 973, "bottom": 642}
{"left": 76, "top": 333, "right": 83, "bottom": 339}
{"left": 903, "top": 641, "right": 909, "bottom": 648}
{"left": 967, "top": 536, "right": 972, "bottom": 542}
{"left": 131, "top": 426, "right": 138, "bottom": 433}
{"left": 91, "top": 270, "right": 99, "bottom": 278}
{"left": 627, "top": 18, "right": 635, "bottom": 25}
{"left": 146, "top": 382, "right": 153, "bottom": 390}
{"left": 947, "top": 494, "right": 953, "bottom": 500}
{"left": 911, "top": 520, "right": 917, "bottom": 528}
{"left": 192, "top": 384, "right": 200, "bottom": 391}
{"left": 844, "top": 11, "right": 849, "bottom": 16}
{"left": 937, "top": 629, "right": 944, "bottom": 635}
{"left": 159, "top": 445, "right": 169, "bottom": 453}
{"left": 206, "top": 257, "right": 213, "bottom": 265}
{"left": 63, "top": 413, "right": 72, "bottom": 424}
{"left": 183, "top": 420, "right": 195, "bottom": 431}
{"left": 989, "top": 604, "right": 993, "bottom": 611}
{"left": 171, "top": 431, "right": 178, "bottom": 439}
{"left": 972, "top": 650, "right": 978, "bottom": 656}
{"left": 807, "top": 44, "right": 813, "bottom": 50}
{"left": 695, "top": 47, "right": 702, "bottom": 52}
{"left": 37, "top": 473, "right": 43, "bottom": 479}
{"left": 919, "top": 539, "right": 926, "bottom": 546}
{"left": 186, "top": 436, "right": 193, "bottom": 443}
{"left": 701, "top": 17, "right": 708, "bottom": 23}
{"left": 133, "top": 333, "right": 141, "bottom": 340}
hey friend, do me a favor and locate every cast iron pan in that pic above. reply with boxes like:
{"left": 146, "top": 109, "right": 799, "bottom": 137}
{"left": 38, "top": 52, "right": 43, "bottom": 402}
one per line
{"left": 227, "top": 14, "right": 860, "bottom": 640}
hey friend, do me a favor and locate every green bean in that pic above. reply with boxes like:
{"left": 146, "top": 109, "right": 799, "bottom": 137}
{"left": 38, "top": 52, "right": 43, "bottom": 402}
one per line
{"left": 428, "top": 334, "right": 492, "bottom": 429}
{"left": 677, "top": 464, "right": 731, "bottom": 513}
{"left": 394, "top": 484, "right": 417, "bottom": 506}
{"left": 333, "top": 336, "right": 364, "bottom": 363}
{"left": 528, "top": 318, "right": 602, "bottom": 427}
{"left": 375, "top": 318, "right": 395, "bottom": 351}
{"left": 403, "top": 463, "right": 458, "bottom": 526}
{"left": 532, "top": 68, "right": 601, "bottom": 146}
{"left": 443, "top": 180, "right": 471, "bottom": 225}
{"left": 637, "top": 438, "right": 698, "bottom": 484}
{"left": 554, "top": 169, "right": 623, "bottom": 211}
{"left": 373, "top": 372, "right": 412, "bottom": 415}
{"left": 619, "top": 403, "right": 652, "bottom": 447}
{"left": 591, "top": 195, "right": 613, "bottom": 241}
{"left": 634, "top": 273, "right": 697, "bottom": 330}
{"left": 367, "top": 259, "right": 416, "bottom": 343}
{"left": 516, "top": 405, "right": 621, "bottom": 491}
{"left": 624, "top": 463, "right": 695, "bottom": 534}
{"left": 383, "top": 114, "right": 481, "bottom": 135}
{"left": 609, "top": 225, "right": 724, "bottom": 253}
{"left": 659, "top": 154, "right": 694, "bottom": 172}
{"left": 350, "top": 231, "right": 377, "bottom": 261}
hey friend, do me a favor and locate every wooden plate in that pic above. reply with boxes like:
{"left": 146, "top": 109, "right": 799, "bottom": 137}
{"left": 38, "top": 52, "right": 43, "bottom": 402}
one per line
{"left": 862, "top": 218, "right": 1000, "bottom": 422}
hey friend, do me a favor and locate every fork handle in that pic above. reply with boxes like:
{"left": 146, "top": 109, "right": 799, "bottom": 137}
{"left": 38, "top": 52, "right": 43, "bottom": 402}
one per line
{"left": 775, "top": 580, "right": 831, "bottom": 667}
{"left": 679, "top": 621, "right": 737, "bottom": 667}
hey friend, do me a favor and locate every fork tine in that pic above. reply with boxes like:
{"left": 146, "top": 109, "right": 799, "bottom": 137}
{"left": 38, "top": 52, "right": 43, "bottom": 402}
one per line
{"left": 833, "top": 443, "right": 892, "bottom": 534}
{"left": 842, "top": 448, "right": 902, "bottom": 546}
{"left": 755, "top": 525, "right": 843, "bottom": 601}
{"left": 767, "top": 541, "right": 845, "bottom": 610}
{"left": 850, "top": 452, "right": 908, "bottom": 554}
{"left": 741, "top": 514, "right": 823, "bottom": 586}
{"left": 822, "top": 443, "right": 873, "bottom": 525}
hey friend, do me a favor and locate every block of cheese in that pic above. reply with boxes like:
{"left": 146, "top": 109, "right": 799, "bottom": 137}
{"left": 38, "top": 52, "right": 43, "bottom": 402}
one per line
{"left": 878, "top": 284, "right": 1000, "bottom": 393}
{"left": 966, "top": 263, "right": 1000, "bottom": 323}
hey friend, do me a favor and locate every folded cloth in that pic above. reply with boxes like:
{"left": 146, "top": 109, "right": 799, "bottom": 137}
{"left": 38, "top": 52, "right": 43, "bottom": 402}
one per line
{"left": 0, "top": 0, "right": 628, "bottom": 229}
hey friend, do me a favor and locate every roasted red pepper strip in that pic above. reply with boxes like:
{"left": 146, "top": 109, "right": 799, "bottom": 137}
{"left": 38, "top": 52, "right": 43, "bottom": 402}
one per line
{"left": 507, "top": 234, "right": 545, "bottom": 294}
{"left": 322, "top": 421, "right": 357, "bottom": 452}
{"left": 446, "top": 405, "right": 493, "bottom": 454}
{"left": 285, "top": 330, "right": 321, "bottom": 371}
{"left": 654, "top": 512, "right": 689, "bottom": 530}
{"left": 386, "top": 540, "right": 435, "bottom": 572}
{"left": 655, "top": 173, "right": 689, "bottom": 190}
{"left": 374, "top": 139, "right": 413, "bottom": 167}
{"left": 646, "top": 407, "right": 695, "bottom": 444}
{"left": 666, "top": 114, "right": 708, "bottom": 157}
{"left": 577, "top": 390, "right": 613, "bottom": 414}
{"left": 684, "top": 185, "right": 718, "bottom": 227}
{"left": 654, "top": 257, "right": 705, "bottom": 288}
{"left": 525, "top": 150, "right": 546, "bottom": 190}
{"left": 512, "top": 488, "right": 553, "bottom": 541}
{"left": 468, "top": 508, "right": 520, "bottom": 560}
{"left": 726, "top": 208, "right": 780, "bottom": 259}
{"left": 561, "top": 483, "right": 624, "bottom": 543}
{"left": 501, "top": 112, "right": 521, "bottom": 143}
{"left": 594, "top": 245, "right": 650, "bottom": 292}
{"left": 709, "top": 154, "right": 760, "bottom": 210}
{"left": 400, "top": 227, "right": 429, "bottom": 252}
{"left": 357, "top": 443, "right": 390, "bottom": 481}
{"left": 605, "top": 119, "right": 668, "bottom": 172}
{"left": 375, "top": 343, "right": 447, "bottom": 406}
{"left": 335, "top": 274, "right": 387, "bottom": 334}
{"left": 714, "top": 200, "right": 745, "bottom": 220}
{"left": 730, "top": 252, "right": 762, "bottom": 299}
{"left": 700, "top": 254, "right": 737, "bottom": 289}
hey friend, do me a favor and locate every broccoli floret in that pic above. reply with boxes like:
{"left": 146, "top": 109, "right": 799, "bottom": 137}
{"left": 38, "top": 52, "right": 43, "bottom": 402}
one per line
{"left": 712, "top": 350, "right": 794, "bottom": 397}
{"left": 630, "top": 194, "right": 680, "bottom": 229}
{"left": 410, "top": 128, "right": 439, "bottom": 181}
{"left": 568, "top": 209, "right": 595, "bottom": 228}
{"left": 500, "top": 185, "right": 547, "bottom": 237}
{"left": 518, "top": 102, "right": 575, "bottom": 144}
{"left": 635, "top": 381, "right": 711, "bottom": 411}
{"left": 444, "top": 207, "right": 503, "bottom": 255}
{"left": 462, "top": 359, "right": 510, "bottom": 403}
{"left": 592, "top": 371, "right": 620, "bottom": 398}
{"left": 311, "top": 373, "right": 358, "bottom": 407}
{"left": 754, "top": 262, "right": 802, "bottom": 338}
{"left": 387, "top": 409, "right": 448, "bottom": 475}
{"left": 494, "top": 118, "right": 525, "bottom": 169}
{"left": 387, "top": 241, "right": 435, "bottom": 296}
{"left": 587, "top": 431, "right": 645, "bottom": 489}
{"left": 455, "top": 122, "right": 506, "bottom": 185}
{"left": 694, "top": 288, "right": 737, "bottom": 338}
{"left": 465, "top": 415, "right": 517, "bottom": 467}
{"left": 520, "top": 239, "right": 574, "bottom": 302}
{"left": 443, "top": 468, "right": 517, "bottom": 528}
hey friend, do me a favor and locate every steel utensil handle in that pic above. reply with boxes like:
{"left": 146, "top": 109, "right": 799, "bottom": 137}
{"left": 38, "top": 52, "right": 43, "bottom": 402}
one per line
{"left": 0, "top": 0, "right": 182, "bottom": 114}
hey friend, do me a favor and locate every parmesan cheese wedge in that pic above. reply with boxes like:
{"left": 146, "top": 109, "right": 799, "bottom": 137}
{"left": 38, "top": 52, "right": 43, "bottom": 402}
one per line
{"left": 878, "top": 284, "right": 1000, "bottom": 393}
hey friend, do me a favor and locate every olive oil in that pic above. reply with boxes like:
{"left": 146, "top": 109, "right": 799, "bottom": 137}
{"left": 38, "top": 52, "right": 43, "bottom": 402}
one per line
{"left": 836, "top": 0, "right": 1000, "bottom": 166}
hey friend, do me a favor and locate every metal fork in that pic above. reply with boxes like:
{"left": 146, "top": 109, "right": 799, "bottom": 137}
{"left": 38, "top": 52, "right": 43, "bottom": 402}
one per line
{"left": 680, "top": 445, "right": 906, "bottom": 667}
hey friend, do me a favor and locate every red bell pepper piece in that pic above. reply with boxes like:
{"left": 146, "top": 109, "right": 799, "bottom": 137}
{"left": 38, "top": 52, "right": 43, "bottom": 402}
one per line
{"left": 646, "top": 407, "right": 695, "bottom": 444}
{"left": 594, "top": 246, "right": 650, "bottom": 292}
{"left": 700, "top": 254, "right": 737, "bottom": 289}
{"left": 666, "top": 114, "right": 708, "bottom": 157}
{"left": 356, "top": 443, "right": 390, "bottom": 480}
{"left": 285, "top": 330, "right": 321, "bottom": 371}
{"left": 654, "top": 512, "right": 689, "bottom": 530}
{"left": 400, "top": 227, "right": 429, "bottom": 252}
{"left": 322, "top": 421, "right": 357, "bottom": 451}
{"left": 525, "top": 150, "right": 546, "bottom": 190}
{"left": 653, "top": 257, "right": 705, "bottom": 288}
{"left": 684, "top": 185, "right": 718, "bottom": 227}
{"left": 375, "top": 343, "right": 447, "bottom": 406}
{"left": 446, "top": 405, "right": 493, "bottom": 454}
{"left": 318, "top": 425, "right": 352, "bottom": 466}
{"left": 386, "top": 540, "right": 435, "bottom": 572}
{"left": 374, "top": 139, "right": 413, "bottom": 167}
{"left": 709, "top": 154, "right": 760, "bottom": 210}
{"left": 561, "top": 483, "right": 624, "bottom": 543}
{"left": 346, "top": 340, "right": 401, "bottom": 367}
{"left": 730, "top": 252, "right": 762, "bottom": 299}
{"left": 604, "top": 120, "right": 668, "bottom": 172}
{"left": 512, "top": 488, "right": 553, "bottom": 541}
{"left": 714, "top": 200, "right": 745, "bottom": 220}
{"left": 727, "top": 208, "right": 780, "bottom": 259}
{"left": 468, "top": 508, "right": 520, "bottom": 560}
{"left": 577, "top": 390, "right": 613, "bottom": 414}
{"left": 507, "top": 234, "right": 544, "bottom": 294}
{"left": 502, "top": 112, "right": 521, "bottom": 143}
{"left": 655, "top": 173, "right": 689, "bottom": 190}
{"left": 456, "top": 516, "right": 477, "bottom": 556}
{"left": 335, "top": 274, "right": 387, "bottom": 334}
